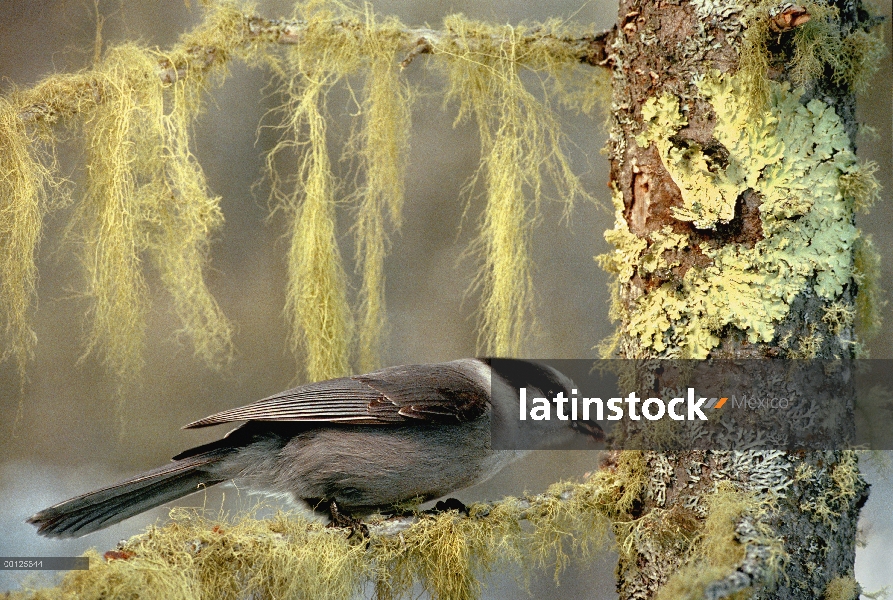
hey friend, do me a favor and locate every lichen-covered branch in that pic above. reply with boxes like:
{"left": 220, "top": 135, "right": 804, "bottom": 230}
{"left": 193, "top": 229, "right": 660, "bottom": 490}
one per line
{"left": 5, "top": 458, "right": 643, "bottom": 600}
{"left": 1, "top": 1, "right": 613, "bottom": 388}
{"left": 15, "top": 9, "right": 615, "bottom": 126}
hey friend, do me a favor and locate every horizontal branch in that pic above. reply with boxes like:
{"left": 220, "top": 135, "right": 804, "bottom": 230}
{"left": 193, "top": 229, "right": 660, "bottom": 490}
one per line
{"left": 243, "top": 15, "right": 616, "bottom": 69}
{"left": 14, "top": 10, "right": 615, "bottom": 125}
{"left": 366, "top": 487, "right": 578, "bottom": 537}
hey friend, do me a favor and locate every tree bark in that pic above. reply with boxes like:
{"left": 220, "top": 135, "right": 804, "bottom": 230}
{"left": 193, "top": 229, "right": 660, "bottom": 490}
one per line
{"left": 604, "top": 0, "right": 872, "bottom": 597}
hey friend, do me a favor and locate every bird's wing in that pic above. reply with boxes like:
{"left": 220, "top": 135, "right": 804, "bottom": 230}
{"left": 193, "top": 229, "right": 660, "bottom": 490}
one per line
{"left": 183, "top": 361, "right": 489, "bottom": 429}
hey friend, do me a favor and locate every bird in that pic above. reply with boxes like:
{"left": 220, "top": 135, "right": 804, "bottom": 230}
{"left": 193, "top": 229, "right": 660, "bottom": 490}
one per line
{"left": 28, "top": 358, "right": 602, "bottom": 538}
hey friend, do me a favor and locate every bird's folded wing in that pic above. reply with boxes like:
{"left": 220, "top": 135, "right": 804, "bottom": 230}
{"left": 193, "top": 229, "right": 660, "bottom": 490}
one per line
{"left": 183, "top": 362, "right": 489, "bottom": 429}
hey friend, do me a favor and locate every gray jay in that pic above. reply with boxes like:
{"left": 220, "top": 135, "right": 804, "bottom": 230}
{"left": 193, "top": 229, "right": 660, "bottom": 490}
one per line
{"left": 29, "top": 358, "right": 600, "bottom": 538}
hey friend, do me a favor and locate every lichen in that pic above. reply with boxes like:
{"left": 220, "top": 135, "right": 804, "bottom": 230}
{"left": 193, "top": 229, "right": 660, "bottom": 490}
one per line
{"left": 438, "top": 16, "right": 591, "bottom": 356}
{"left": 823, "top": 575, "right": 860, "bottom": 600}
{"left": 7, "top": 471, "right": 635, "bottom": 600}
{"left": 799, "top": 451, "right": 862, "bottom": 529}
{"left": 636, "top": 94, "right": 738, "bottom": 229}
{"left": 0, "top": 96, "right": 62, "bottom": 387}
{"left": 350, "top": 11, "right": 412, "bottom": 372}
{"left": 602, "top": 71, "right": 861, "bottom": 357}
{"left": 738, "top": 0, "right": 887, "bottom": 115}
{"left": 853, "top": 232, "right": 885, "bottom": 343}
{"left": 654, "top": 481, "right": 776, "bottom": 600}
{"left": 2, "top": 0, "right": 611, "bottom": 390}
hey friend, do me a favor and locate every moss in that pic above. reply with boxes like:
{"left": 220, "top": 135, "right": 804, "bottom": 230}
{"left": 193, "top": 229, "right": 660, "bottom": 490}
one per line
{"left": 602, "top": 71, "right": 860, "bottom": 357}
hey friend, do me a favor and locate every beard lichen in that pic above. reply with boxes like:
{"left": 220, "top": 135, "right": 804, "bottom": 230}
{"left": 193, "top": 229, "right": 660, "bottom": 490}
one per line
{"left": 602, "top": 71, "right": 864, "bottom": 358}
{"left": 1, "top": 7, "right": 243, "bottom": 392}
{"left": 348, "top": 11, "right": 412, "bottom": 374}
{"left": 738, "top": 0, "right": 886, "bottom": 116}
{"left": 0, "top": 96, "right": 62, "bottom": 387}
{"left": 654, "top": 481, "right": 782, "bottom": 600}
{"left": 75, "top": 38, "right": 235, "bottom": 389}
{"left": 438, "top": 16, "right": 591, "bottom": 356}
{"left": 2, "top": 1, "right": 607, "bottom": 389}
{"left": 265, "top": 33, "right": 356, "bottom": 382}
{"left": 7, "top": 475, "right": 628, "bottom": 600}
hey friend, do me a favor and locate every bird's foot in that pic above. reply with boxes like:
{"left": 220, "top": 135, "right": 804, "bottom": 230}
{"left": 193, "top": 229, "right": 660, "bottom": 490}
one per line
{"left": 327, "top": 499, "right": 369, "bottom": 540}
{"left": 427, "top": 497, "right": 469, "bottom": 516}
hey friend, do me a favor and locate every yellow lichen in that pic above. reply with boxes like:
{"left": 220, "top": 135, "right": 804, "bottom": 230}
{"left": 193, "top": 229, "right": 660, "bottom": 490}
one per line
{"left": 0, "top": 96, "right": 62, "bottom": 386}
{"left": 824, "top": 575, "right": 860, "bottom": 600}
{"left": 839, "top": 159, "right": 882, "bottom": 213}
{"left": 1, "top": 0, "right": 610, "bottom": 391}
{"left": 349, "top": 10, "right": 412, "bottom": 372}
{"left": 7, "top": 471, "right": 630, "bottom": 600}
{"left": 822, "top": 302, "right": 855, "bottom": 337}
{"left": 655, "top": 482, "right": 782, "bottom": 600}
{"left": 739, "top": 0, "right": 886, "bottom": 115}
{"left": 603, "top": 72, "right": 860, "bottom": 357}
{"left": 439, "top": 16, "right": 589, "bottom": 356}
{"left": 637, "top": 95, "right": 738, "bottom": 229}
{"left": 853, "top": 233, "right": 885, "bottom": 343}
{"left": 800, "top": 451, "right": 862, "bottom": 529}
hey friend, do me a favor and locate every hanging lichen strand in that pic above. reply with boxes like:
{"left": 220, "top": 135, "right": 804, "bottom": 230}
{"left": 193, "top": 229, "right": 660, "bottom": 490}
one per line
{"left": 0, "top": 3, "right": 243, "bottom": 391}
{"left": 440, "top": 17, "right": 590, "bottom": 356}
{"left": 350, "top": 12, "right": 411, "bottom": 374}
{"left": 266, "top": 5, "right": 362, "bottom": 382}
{"left": 76, "top": 42, "right": 234, "bottom": 386}
{"left": 0, "top": 97, "right": 58, "bottom": 385}
{"left": 0, "top": 0, "right": 604, "bottom": 390}
{"left": 271, "top": 64, "right": 354, "bottom": 382}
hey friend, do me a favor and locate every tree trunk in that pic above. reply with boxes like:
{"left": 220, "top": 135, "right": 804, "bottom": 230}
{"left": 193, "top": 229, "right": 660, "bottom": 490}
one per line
{"left": 603, "top": 0, "right": 874, "bottom": 597}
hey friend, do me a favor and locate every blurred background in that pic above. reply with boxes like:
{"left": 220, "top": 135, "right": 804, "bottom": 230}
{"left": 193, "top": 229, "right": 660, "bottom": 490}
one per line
{"left": 0, "top": 0, "right": 889, "bottom": 597}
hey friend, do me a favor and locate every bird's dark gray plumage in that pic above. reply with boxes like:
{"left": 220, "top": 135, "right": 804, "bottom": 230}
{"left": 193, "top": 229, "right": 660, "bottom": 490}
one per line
{"left": 28, "top": 358, "right": 594, "bottom": 538}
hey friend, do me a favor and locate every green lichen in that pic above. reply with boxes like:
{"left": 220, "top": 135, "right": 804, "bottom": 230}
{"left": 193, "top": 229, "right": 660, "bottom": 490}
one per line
{"left": 603, "top": 71, "right": 860, "bottom": 357}
{"left": 639, "top": 226, "right": 689, "bottom": 275}
{"left": 636, "top": 95, "right": 738, "bottom": 230}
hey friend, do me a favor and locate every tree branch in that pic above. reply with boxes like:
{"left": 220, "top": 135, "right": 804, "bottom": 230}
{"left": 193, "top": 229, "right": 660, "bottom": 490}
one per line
{"left": 14, "top": 11, "right": 615, "bottom": 125}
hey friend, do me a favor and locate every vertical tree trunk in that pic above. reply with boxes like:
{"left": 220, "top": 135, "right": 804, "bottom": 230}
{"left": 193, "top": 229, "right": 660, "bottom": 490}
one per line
{"left": 603, "top": 0, "right": 874, "bottom": 597}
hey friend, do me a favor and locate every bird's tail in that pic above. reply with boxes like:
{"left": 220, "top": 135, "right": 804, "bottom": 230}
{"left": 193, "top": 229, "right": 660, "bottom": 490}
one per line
{"left": 28, "top": 451, "right": 231, "bottom": 538}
